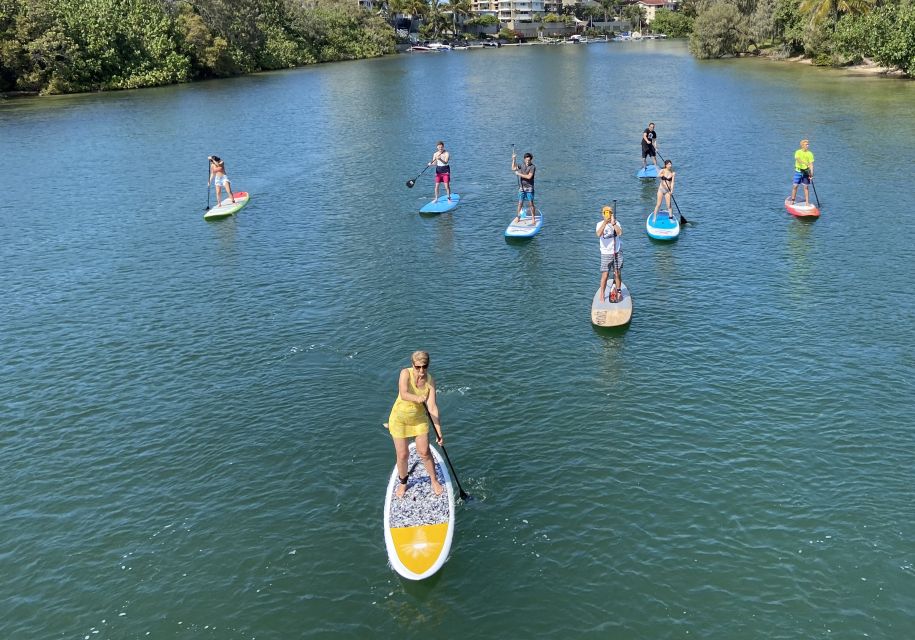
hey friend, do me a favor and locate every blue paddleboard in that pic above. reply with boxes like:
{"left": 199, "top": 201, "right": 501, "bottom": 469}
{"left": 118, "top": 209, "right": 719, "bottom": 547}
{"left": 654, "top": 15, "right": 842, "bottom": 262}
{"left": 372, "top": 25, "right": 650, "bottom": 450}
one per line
{"left": 646, "top": 210, "right": 680, "bottom": 240}
{"left": 504, "top": 211, "right": 544, "bottom": 238}
{"left": 637, "top": 165, "right": 659, "bottom": 179}
{"left": 420, "top": 194, "right": 461, "bottom": 213}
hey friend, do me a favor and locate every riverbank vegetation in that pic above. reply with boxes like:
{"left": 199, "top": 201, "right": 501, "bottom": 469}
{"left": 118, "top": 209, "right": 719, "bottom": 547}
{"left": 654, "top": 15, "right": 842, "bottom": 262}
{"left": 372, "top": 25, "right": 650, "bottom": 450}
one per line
{"left": 0, "top": 0, "right": 395, "bottom": 95}
{"left": 686, "top": 0, "right": 915, "bottom": 76}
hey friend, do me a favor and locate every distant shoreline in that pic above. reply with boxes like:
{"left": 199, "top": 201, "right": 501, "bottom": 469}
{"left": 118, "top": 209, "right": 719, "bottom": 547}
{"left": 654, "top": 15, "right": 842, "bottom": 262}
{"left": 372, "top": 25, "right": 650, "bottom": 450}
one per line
{"left": 3, "top": 42, "right": 908, "bottom": 100}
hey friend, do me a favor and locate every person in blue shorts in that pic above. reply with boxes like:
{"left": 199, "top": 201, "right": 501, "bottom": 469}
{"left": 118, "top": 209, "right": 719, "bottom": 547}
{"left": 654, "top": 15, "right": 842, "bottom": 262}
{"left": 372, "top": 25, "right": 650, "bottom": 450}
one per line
{"left": 512, "top": 151, "right": 536, "bottom": 223}
{"left": 789, "top": 139, "right": 815, "bottom": 205}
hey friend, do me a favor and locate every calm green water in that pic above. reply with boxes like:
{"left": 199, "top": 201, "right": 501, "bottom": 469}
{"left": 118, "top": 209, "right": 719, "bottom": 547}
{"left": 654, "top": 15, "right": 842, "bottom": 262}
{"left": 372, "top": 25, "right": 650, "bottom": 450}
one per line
{"left": 2, "top": 41, "right": 915, "bottom": 638}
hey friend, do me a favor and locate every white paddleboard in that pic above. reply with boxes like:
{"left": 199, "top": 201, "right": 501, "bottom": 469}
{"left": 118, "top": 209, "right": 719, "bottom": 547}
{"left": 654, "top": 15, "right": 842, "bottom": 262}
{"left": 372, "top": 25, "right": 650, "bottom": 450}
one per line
{"left": 383, "top": 442, "right": 455, "bottom": 580}
{"left": 204, "top": 192, "right": 250, "bottom": 220}
{"left": 504, "top": 211, "right": 544, "bottom": 238}
{"left": 591, "top": 283, "right": 633, "bottom": 327}
{"left": 645, "top": 210, "right": 680, "bottom": 240}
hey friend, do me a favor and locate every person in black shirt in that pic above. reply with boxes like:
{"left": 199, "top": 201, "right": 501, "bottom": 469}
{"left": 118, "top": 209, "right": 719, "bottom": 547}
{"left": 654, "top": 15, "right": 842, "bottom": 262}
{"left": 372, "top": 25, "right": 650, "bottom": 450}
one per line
{"left": 641, "top": 122, "right": 658, "bottom": 169}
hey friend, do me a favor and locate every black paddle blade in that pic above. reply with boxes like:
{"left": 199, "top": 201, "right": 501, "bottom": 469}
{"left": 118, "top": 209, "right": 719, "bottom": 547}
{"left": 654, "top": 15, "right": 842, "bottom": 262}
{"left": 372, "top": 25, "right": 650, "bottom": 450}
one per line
{"left": 406, "top": 180, "right": 415, "bottom": 188}
{"left": 680, "top": 215, "right": 688, "bottom": 225}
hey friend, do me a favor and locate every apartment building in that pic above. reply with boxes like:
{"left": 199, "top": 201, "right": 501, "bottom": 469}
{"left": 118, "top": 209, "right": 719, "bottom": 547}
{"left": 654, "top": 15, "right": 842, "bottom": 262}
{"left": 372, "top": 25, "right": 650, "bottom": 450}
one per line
{"left": 497, "top": 0, "right": 546, "bottom": 23}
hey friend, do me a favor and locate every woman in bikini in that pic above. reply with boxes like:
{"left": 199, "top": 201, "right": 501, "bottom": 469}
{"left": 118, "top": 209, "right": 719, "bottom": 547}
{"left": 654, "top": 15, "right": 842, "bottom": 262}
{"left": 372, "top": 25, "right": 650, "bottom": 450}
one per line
{"left": 208, "top": 155, "right": 236, "bottom": 206}
{"left": 652, "top": 159, "right": 675, "bottom": 220}
{"left": 386, "top": 351, "right": 444, "bottom": 499}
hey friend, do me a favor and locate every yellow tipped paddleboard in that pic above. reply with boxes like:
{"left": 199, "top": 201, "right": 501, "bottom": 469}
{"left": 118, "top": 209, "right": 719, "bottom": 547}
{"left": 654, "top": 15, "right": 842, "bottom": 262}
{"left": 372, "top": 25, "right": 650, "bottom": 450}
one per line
{"left": 383, "top": 442, "right": 455, "bottom": 580}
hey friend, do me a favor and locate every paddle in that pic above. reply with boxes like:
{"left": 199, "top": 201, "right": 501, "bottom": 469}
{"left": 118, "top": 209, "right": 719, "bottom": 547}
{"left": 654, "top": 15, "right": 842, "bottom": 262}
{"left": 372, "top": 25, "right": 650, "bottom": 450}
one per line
{"left": 656, "top": 151, "right": 689, "bottom": 225}
{"left": 406, "top": 164, "right": 431, "bottom": 189}
{"left": 205, "top": 160, "right": 212, "bottom": 211}
{"left": 423, "top": 401, "right": 472, "bottom": 502}
{"left": 809, "top": 174, "right": 821, "bottom": 208}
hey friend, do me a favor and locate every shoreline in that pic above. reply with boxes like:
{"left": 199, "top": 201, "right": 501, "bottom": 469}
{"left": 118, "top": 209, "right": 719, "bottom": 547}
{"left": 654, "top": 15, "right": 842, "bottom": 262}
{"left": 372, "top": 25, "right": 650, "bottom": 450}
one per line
{"left": 4, "top": 43, "right": 909, "bottom": 100}
{"left": 758, "top": 51, "right": 909, "bottom": 78}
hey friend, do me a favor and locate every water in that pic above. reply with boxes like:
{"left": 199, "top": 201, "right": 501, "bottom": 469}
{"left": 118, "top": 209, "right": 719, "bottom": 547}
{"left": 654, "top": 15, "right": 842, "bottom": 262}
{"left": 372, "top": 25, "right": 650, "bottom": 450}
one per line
{"left": 2, "top": 41, "right": 914, "bottom": 638}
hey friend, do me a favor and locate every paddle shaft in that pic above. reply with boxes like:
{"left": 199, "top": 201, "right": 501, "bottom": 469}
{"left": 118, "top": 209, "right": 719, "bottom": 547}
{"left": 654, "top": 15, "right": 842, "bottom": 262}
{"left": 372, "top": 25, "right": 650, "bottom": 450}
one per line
{"left": 406, "top": 163, "right": 431, "bottom": 188}
{"left": 809, "top": 174, "right": 820, "bottom": 207}
{"left": 423, "top": 401, "right": 471, "bottom": 501}
{"left": 656, "top": 151, "right": 688, "bottom": 225}
{"left": 205, "top": 160, "right": 211, "bottom": 211}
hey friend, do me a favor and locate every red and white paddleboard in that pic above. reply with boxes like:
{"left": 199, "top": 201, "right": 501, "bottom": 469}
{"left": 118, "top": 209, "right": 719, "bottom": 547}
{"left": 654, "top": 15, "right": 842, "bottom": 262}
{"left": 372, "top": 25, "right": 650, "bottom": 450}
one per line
{"left": 784, "top": 198, "right": 820, "bottom": 218}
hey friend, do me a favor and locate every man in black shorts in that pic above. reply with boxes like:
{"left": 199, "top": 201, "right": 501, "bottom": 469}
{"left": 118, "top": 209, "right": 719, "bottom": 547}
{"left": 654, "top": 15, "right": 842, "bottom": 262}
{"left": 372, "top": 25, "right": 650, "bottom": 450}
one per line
{"left": 641, "top": 122, "right": 657, "bottom": 169}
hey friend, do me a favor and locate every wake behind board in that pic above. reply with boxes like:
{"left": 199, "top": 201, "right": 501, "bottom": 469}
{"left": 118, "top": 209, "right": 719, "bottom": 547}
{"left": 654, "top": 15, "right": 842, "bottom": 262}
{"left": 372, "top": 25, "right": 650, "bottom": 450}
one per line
{"left": 637, "top": 165, "right": 659, "bottom": 179}
{"left": 784, "top": 198, "right": 820, "bottom": 218}
{"left": 420, "top": 194, "right": 461, "bottom": 214}
{"left": 504, "top": 211, "right": 544, "bottom": 238}
{"left": 204, "top": 192, "right": 250, "bottom": 220}
{"left": 383, "top": 442, "right": 455, "bottom": 581}
{"left": 646, "top": 210, "right": 680, "bottom": 240}
{"left": 591, "top": 283, "right": 633, "bottom": 327}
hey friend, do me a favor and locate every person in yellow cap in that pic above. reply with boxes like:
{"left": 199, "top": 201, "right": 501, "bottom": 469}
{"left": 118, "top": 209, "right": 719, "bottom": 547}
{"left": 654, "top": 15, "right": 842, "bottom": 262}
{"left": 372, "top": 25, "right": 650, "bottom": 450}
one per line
{"left": 789, "top": 139, "right": 815, "bottom": 205}
{"left": 596, "top": 205, "right": 624, "bottom": 303}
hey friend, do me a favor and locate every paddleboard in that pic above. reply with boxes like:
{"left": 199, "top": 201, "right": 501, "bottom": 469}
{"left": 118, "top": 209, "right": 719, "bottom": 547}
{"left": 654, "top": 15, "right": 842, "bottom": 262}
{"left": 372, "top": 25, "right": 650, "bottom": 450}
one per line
{"left": 784, "top": 198, "right": 820, "bottom": 218}
{"left": 204, "top": 192, "right": 250, "bottom": 220}
{"left": 646, "top": 210, "right": 680, "bottom": 240}
{"left": 504, "top": 211, "right": 544, "bottom": 238}
{"left": 383, "top": 442, "right": 455, "bottom": 581}
{"left": 420, "top": 193, "right": 461, "bottom": 214}
{"left": 591, "top": 283, "right": 633, "bottom": 327}
{"left": 637, "top": 165, "right": 659, "bottom": 179}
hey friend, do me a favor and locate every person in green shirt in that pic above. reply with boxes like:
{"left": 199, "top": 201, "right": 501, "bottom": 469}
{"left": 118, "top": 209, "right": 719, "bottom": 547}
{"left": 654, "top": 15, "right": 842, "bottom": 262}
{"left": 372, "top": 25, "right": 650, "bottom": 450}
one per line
{"left": 789, "top": 139, "right": 815, "bottom": 205}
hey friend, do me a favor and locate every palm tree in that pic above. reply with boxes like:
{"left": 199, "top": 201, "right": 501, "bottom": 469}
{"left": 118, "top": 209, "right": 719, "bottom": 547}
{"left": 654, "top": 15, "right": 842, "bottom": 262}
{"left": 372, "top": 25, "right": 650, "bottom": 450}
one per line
{"left": 798, "top": 0, "right": 872, "bottom": 28}
{"left": 443, "top": 0, "right": 472, "bottom": 37}
{"left": 599, "top": 0, "right": 614, "bottom": 23}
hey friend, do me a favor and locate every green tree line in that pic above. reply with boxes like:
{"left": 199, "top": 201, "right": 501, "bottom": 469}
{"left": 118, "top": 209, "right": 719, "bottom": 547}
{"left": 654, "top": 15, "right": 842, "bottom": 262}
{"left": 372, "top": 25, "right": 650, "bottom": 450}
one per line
{"left": 682, "top": 0, "right": 915, "bottom": 76}
{"left": 0, "top": 0, "right": 395, "bottom": 94}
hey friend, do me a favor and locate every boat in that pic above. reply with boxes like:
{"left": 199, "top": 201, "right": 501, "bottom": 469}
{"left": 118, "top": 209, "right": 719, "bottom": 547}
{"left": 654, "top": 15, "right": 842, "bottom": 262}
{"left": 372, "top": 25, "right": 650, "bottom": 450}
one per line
{"left": 591, "top": 283, "right": 633, "bottom": 327}
{"left": 383, "top": 442, "right": 455, "bottom": 580}
{"left": 407, "top": 45, "right": 438, "bottom": 53}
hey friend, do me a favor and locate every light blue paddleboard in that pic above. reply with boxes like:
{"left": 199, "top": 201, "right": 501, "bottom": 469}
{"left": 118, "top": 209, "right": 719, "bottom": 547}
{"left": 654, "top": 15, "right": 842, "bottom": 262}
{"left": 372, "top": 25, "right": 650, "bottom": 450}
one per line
{"left": 646, "top": 210, "right": 680, "bottom": 240}
{"left": 420, "top": 193, "right": 461, "bottom": 213}
{"left": 504, "top": 211, "right": 544, "bottom": 238}
{"left": 637, "top": 165, "right": 659, "bottom": 179}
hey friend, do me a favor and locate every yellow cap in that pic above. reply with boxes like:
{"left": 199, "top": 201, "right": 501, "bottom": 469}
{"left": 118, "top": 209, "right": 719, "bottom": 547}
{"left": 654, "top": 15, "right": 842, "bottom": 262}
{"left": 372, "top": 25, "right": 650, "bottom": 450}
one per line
{"left": 602, "top": 205, "right": 613, "bottom": 219}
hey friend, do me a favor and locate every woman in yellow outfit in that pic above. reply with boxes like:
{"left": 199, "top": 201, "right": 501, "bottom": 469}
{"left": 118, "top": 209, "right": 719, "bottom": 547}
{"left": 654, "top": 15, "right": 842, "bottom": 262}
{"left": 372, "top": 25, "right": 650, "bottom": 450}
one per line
{"left": 387, "top": 351, "right": 444, "bottom": 499}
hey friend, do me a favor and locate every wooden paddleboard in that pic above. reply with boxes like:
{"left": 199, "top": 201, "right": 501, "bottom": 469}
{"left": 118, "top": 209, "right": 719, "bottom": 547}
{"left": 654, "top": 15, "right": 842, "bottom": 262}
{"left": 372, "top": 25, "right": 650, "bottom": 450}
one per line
{"left": 420, "top": 194, "right": 461, "bottom": 214}
{"left": 591, "top": 283, "right": 633, "bottom": 327}
{"left": 383, "top": 442, "right": 455, "bottom": 580}
{"left": 204, "top": 192, "right": 250, "bottom": 220}
{"left": 784, "top": 198, "right": 820, "bottom": 218}
{"left": 504, "top": 211, "right": 544, "bottom": 238}
{"left": 637, "top": 165, "right": 659, "bottom": 179}
{"left": 646, "top": 210, "right": 680, "bottom": 240}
